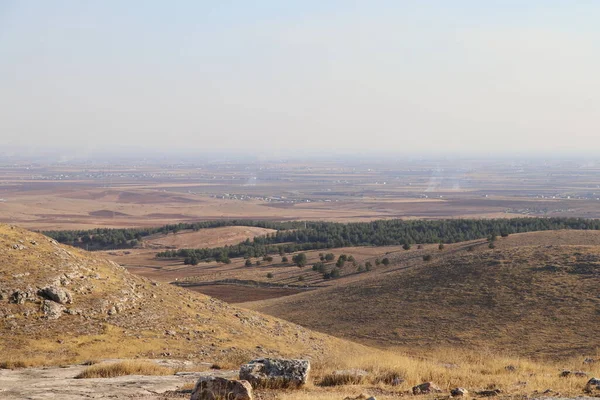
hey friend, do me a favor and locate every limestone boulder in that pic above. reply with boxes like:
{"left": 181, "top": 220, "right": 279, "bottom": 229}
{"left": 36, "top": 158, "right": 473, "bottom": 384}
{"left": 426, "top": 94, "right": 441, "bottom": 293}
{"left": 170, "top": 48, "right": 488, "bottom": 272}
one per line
{"left": 191, "top": 376, "right": 252, "bottom": 400}
{"left": 42, "top": 300, "right": 65, "bottom": 320}
{"left": 412, "top": 382, "right": 442, "bottom": 395}
{"left": 240, "top": 358, "right": 310, "bottom": 388}
{"left": 39, "top": 286, "right": 72, "bottom": 304}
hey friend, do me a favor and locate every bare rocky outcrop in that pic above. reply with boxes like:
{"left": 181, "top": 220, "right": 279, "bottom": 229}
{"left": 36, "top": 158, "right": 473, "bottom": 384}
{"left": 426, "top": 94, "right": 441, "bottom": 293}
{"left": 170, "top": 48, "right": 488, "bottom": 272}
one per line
{"left": 585, "top": 377, "right": 600, "bottom": 393}
{"left": 451, "top": 387, "right": 469, "bottom": 397}
{"left": 42, "top": 300, "right": 65, "bottom": 320}
{"left": 239, "top": 358, "right": 310, "bottom": 388}
{"left": 412, "top": 382, "right": 442, "bottom": 395}
{"left": 191, "top": 376, "right": 253, "bottom": 400}
{"left": 560, "top": 370, "right": 588, "bottom": 378}
{"left": 39, "top": 286, "right": 72, "bottom": 304}
{"left": 10, "top": 288, "right": 36, "bottom": 304}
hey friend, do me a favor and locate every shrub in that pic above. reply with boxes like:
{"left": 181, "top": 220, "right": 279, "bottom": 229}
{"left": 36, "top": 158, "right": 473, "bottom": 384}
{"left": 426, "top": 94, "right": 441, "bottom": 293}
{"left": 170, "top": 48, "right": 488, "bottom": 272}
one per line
{"left": 0, "top": 360, "right": 28, "bottom": 369}
{"left": 245, "top": 259, "right": 253, "bottom": 267}
{"left": 184, "top": 256, "right": 199, "bottom": 266}
{"left": 325, "top": 253, "right": 335, "bottom": 262}
{"left": 381, "top": 257, "right": 390, "bottom": 266}
{"left": 281, "top": 256, "right": 288, "bottom": 262}
{"left": 438, "top": 243, "right": 445, "bottom": 250}
{"left": 266, "top": 272, "right": 273, "bottom": 279}
{"left": 423, "top": 254, "right": 432, "bottom": 261}
{"left": 75, "top": 361, "right": 174, "bottom": 379}
{"left": 292, "top": 253, "right": 307, "bottom": 267}
{"left": 402, "top": 243, "right": 411, "bottom": 251}
{"left": 312, "top": 262, "right": 325, "bottom": 272}
{"left": 372, "top": 370, "right": 404, "bottom": 385}
{"left": 319, "top": 371, "right": 366, "bottom": 386}
{"left": 263, "top": 255, "right": 273, "bottom": 262}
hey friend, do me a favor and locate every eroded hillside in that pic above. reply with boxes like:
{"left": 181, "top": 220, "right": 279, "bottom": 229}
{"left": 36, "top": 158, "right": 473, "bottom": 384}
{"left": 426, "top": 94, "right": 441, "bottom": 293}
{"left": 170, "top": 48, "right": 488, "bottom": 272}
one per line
{"left": 0, "top": 224, "right": 363, "bottom": 366}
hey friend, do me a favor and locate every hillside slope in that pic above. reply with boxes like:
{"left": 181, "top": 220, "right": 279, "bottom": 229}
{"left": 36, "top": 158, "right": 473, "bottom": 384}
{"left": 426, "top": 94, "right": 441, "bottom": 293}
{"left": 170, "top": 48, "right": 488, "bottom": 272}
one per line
{"left": 247, "top": 231, "right": 600, "bottom": 359}
{"left": 0, "top": 224, "right": 364, "bottom": 366}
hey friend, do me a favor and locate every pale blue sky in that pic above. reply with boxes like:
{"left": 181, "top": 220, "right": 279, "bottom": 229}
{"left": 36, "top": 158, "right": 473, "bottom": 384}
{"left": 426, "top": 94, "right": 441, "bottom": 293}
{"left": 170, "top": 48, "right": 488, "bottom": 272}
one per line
{"left": 1, "top": 1, "right": 599, "bottom": 156}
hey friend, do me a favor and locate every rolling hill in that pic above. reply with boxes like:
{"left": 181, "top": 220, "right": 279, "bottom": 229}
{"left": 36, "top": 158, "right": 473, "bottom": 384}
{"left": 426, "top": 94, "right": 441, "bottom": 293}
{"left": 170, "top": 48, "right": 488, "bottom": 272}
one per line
{"left": 246, "top": 231, "right": 600, "bottom": 360}
{"left": 0, "top": 224, "right": 364, "bottom": 366}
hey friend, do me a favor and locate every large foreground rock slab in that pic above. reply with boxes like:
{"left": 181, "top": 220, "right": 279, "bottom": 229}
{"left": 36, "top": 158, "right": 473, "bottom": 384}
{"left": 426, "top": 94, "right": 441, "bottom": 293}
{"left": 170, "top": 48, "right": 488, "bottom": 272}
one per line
{"left": 239, "top": 358, "right": 310, "bottom": 388}
{"left": 191, "top": 376, "right": 252, "bottom": 400}
{"left": 0, "top": 361, "right": 234, "bottom": 400}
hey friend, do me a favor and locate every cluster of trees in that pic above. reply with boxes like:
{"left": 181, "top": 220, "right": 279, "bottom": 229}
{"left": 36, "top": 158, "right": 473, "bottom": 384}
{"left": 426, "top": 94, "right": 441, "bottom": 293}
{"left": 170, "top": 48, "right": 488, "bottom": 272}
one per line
{"left": 44, "top": 220, "right": 304, "bottom": 250}
{"left": 46, "top": 217, "right": 600, "bottom": 258}
{"left": 155, "top": 217, "right": 600, "bottom": 263}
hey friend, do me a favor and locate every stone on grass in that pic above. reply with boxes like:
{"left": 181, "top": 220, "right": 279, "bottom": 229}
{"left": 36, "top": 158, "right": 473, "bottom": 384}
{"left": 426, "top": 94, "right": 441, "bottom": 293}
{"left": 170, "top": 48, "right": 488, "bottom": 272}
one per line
{"left": 239, "top": 358, "right": 310, "bottom": 388}
{"left": 191, "top": 376, "right": 252, "bottom": 400}
{"left": 39, "top": 286, "right": 72, "bottom": 304}
{"left": 451, "top": 387, "right": 468, "bottom": 397}
{"left": 42, "top": 300, "right": 65, "bottom": 320}
{"left": 412, "top": 382, "right": 442, "bottom": 395}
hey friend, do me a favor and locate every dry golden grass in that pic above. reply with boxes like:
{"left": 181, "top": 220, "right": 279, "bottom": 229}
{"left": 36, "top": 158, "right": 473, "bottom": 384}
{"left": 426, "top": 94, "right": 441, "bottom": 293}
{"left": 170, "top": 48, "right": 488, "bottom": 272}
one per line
{"left": 74, "top": 360, "right": 175, "bottom": 379}
{"left": 0, "top": 355, "right": 52, "bottom": 370}
{"left": 143, "top": 226, "right": 277, "bottom": 249}
{"left": 250, "top": 233, "right": 600, "bottom": 359}
{"left": 307, "top": 347, "right": 600, "bottom": 397}
{"left": 318, "top": 372, "right": 367, "bottom": 387}
{"left": 0, "top": 225, "right": 372, "bottom": 368}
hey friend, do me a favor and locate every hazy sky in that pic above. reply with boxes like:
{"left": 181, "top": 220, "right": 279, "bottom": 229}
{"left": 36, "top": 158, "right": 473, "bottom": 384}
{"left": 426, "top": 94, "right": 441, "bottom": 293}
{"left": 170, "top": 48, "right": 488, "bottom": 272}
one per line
{"left": 1, "top": 1, "right": 599, "bottom": 156}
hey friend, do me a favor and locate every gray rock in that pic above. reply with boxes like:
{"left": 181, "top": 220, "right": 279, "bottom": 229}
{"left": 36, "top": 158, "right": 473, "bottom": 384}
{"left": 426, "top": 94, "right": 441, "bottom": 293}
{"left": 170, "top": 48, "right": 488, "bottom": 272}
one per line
{"left": 10, "top": 289, "right": 35, "bottom": 304}
{"left": 39, "top": 286, "right": 72, "bottom": 304}
{"left": 412, "top": 382, "right": 442, "bottom": 395}
{"left": 451, "top": 387, "right": 469, "bottom": 397}
{"left": 585, "top": 377, "right": 600, "bottom": 393}
{"left": 42, "top": 300, "right": 65, "bottom": 320}
{"left": 476, "top": 389, "right": 502, "bottom": 397}
{"left": 561, "top": 370, "right": 588, "bottom": 378}
{"left": 191, "top": 376, "right": 253, "bottom": 400}
{"left": 240, "top": 358, "right": 310, "bottom": 388}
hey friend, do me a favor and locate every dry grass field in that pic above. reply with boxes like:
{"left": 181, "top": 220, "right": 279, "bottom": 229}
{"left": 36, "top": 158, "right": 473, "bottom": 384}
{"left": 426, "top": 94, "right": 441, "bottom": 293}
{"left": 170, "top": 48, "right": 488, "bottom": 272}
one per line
{"left": 1, "top": 227, "right": 600, "bottom": 398}
{"left": 3, "top": 159, "right": 600, "bottom": 231}
{"left": 246, "top": 231, "right": 600, "bottom": 360}
{"left": 142, "top": 226, "right": 277, "bottom": 249}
